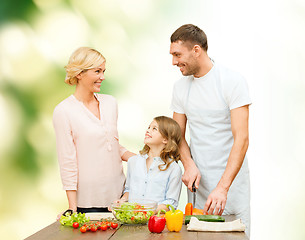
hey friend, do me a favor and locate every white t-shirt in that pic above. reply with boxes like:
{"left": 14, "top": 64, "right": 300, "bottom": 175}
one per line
{"left": 170, "top": 62, "right": 252, "bottom": 113}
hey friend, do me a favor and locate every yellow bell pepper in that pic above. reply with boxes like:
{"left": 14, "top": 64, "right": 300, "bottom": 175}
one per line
{"left": 165, "top": 204, "right": 183, "bottom": 232}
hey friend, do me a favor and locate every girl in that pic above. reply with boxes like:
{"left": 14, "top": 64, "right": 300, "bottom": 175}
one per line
{"left": 53, "top": 47, "right": 134, "bottom": 217}
{"left": 120, "top": 116, "right": 182, "bottom": 211}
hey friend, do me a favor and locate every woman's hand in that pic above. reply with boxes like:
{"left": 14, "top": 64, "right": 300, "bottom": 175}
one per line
{"left": 121, "top": 151, "right": 136, "bottom": 161}
{"left": 56, "top": 208, "right": 76, "bottom": 221}
{"left": 56, "top": 210, "right": 65, "bottom": 221}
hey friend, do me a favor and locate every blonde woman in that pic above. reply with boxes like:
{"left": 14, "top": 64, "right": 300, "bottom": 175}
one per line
{"left": 53, "top": 47, "right": 134, "bottom": 217}
{"left": 120, "top": 116, "right": 182, "bottom": 212}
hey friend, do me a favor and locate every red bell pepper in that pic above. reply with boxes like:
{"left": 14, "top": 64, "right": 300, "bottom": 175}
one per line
{"left": 148, "top": 209, "right": 167, "bottom": 233}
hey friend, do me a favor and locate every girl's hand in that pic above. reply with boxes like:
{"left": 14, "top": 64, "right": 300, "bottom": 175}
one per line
{"left": 108, "top": 198, "right": 127, "bottom": 211}
{"left": 117, "top": 198, "right": 128, "bottom": 204}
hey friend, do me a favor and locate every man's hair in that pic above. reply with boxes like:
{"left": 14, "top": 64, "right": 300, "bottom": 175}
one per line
{"left": 170, "top": 24, "right": 208, "bottom": 51}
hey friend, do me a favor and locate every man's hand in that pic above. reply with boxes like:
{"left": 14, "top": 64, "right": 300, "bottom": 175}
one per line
{"left": 182, "top": 161, "right": 201, "bottom": 191}
{"left": 203, "top": 186, "right": 228, "bottom": 215}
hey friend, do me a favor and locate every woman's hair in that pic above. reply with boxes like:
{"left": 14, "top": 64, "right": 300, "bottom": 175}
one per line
{"left": 64, "top": 47, "right": 106, "bottom": 85}
{"left": 140, "top": 116, "right": 182, "bottom": 171}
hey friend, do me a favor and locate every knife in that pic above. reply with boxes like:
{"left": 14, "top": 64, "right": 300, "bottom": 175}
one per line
{"left": 192, "top": 182, "right": 196, "bottom": 208}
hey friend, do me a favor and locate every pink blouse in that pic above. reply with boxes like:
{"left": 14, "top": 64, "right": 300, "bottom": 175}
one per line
{"left": 53, "top": 93, "right": 127, "bottom": 208}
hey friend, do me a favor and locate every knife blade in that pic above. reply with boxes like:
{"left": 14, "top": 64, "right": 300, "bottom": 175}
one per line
{"left": 192, "top": 182, "right": 196, "bottom": 208}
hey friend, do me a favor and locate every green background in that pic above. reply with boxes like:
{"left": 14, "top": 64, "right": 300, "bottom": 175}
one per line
{"left": 0, "top": 0, "right": 304, "bottom": 239}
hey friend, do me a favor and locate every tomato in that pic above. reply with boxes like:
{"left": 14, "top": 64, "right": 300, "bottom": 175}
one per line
{"left": 101, "top": 224, "right": 108, "bottom": 231}
{"left": 131, "top": 216, "right": 135, "bottom": 221}
{"left": 91, "top": 226, "right": 97, "bottom": 232}
{"left": 111, "top": 222, "right": 118, "bottom": 229}
{"left": 90, "top": 224, "right": 96, "bottom": 230}
{"left": 72, "top": 222, "right": 79, "bottom": 229}
{"left": 80, "top": 226, "right": 87, "bottom": 233}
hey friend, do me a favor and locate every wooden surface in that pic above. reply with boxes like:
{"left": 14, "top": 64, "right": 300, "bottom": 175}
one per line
{"left": 25, "top": 215, "right": 248, "bottom": 240}
{"left": 25, "top": 221, "right": 118, "bottom": 240}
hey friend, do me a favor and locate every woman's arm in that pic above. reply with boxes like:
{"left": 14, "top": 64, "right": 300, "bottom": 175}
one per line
{"left": 53, "top": 106, "right": 78, "bottom": 217}
{"left": 66, "top": 190, "right": 77, "bottom": 211}
{"left": 121, "top": 151, "right": 136, "bottom": 161}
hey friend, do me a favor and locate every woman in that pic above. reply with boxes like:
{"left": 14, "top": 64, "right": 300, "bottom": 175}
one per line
{"left": 53, "top": 47, "right": 134, "bottom": 216}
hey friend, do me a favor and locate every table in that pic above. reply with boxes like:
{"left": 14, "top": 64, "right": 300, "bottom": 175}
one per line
{"left": 25, "top": 215, "right": 248, "bottom": 240}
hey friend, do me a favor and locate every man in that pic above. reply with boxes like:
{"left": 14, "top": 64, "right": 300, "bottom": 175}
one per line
{"left": 170, "top": 24, "right": 251, "bottom": 236}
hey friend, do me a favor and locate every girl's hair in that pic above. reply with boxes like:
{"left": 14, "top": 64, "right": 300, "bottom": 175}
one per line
{"left": 64, "top": 47, "right": 106, "bottom": 85}
{"left": 140, "top": 116, "right": 182, "bottom": 171}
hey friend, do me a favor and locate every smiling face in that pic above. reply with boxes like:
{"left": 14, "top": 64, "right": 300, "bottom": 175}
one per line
{"left": 170, "top": 41, "right": 200, "bottom": 76}
{"left": 144, "top": 120, "right": 167, "bottom": 147}
{"left": 77, "top": 62, "right": 106, "bottom": 93}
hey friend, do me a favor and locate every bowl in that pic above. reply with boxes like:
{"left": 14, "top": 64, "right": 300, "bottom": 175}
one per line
{"left": 111, "top": 199, "right": 157, "bottom": 225}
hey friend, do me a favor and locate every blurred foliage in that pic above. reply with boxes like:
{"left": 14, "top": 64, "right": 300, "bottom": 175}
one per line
{"left": 0, "top": 0, "right": 37, "bottom": 23}
{"left": 2, "top": 82, "right": 39, "bottom": 176}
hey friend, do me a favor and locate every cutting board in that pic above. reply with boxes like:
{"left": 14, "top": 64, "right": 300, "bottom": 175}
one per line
{"left": 85, "top": 212, "right": 115, "bottom": 220}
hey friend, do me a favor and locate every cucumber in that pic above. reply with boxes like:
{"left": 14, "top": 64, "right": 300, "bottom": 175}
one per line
{"left": 184, "top": 215, "right": 225, "bottom": 224}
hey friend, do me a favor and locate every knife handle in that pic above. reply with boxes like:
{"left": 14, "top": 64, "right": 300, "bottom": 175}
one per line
{"left": 192, "top": 182, "right": 197, "bottom": 192}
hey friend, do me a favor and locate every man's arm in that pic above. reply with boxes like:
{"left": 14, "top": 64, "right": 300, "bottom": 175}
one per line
{"left": 173, "top": 112, "right": 201, "bottom": 191}
{"left": 203, "top": 105, "right": 249, "bottom": 215}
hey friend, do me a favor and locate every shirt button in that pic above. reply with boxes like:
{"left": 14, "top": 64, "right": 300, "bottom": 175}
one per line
{"left": 142, "top": 194, "right": 144, "bottom": 197}
{"left": 145, "top": 181, "right": 147, "bottom": 184}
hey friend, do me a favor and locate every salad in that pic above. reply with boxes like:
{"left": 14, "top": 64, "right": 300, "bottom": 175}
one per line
{"left": 59, "top": 212, "right": 90, "bottom": 227}
{"left": 113, "top": 202, "right": 154, "bottom": 224}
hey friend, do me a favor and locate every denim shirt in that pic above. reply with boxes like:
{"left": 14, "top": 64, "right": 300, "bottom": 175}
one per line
{"left": 124, "top": 154, "right": 182, "bottom": 209}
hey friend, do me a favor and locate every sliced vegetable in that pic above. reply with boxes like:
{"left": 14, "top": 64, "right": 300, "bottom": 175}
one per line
{"left": 192, "top": 208, "right": 204, "bottom": 215}
{"left": 184, "top": 215, "right": 225, "bottom": 224}
{"left": 185, "top": 203, "right": 193, "bottom": 215}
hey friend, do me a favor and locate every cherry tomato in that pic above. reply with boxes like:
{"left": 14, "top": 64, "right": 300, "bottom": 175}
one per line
{"left": 91, "top": 226, "right": 97, "bottom": 232}
{"left": 131, "top": 216, "right": 135, "bottom": 221}
{"left": 111, "top": 222, "right": 118, "bottom": 229}
{"left": 80, "top": 226, "right": 87, "bottom": 233}
{"left": 72, "top": 222, "right": 79, "bottom": 229}
{"left": 101, "top": 224, "right": 108, "bottom": 231}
